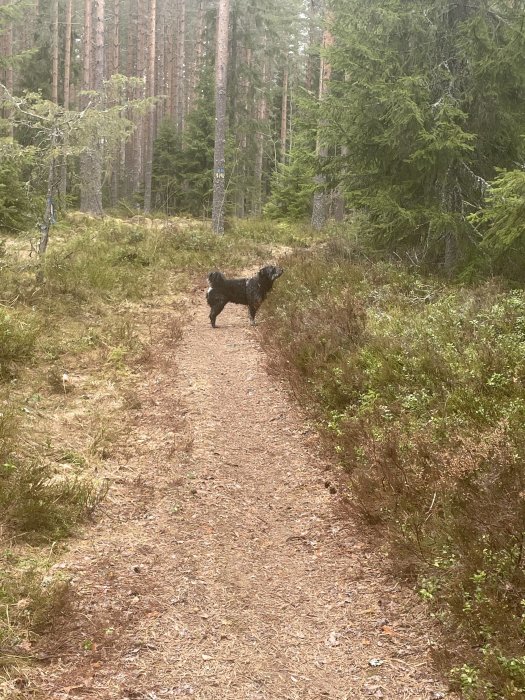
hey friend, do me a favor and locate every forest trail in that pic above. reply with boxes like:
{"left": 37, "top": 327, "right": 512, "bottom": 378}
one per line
{"left": 28, "top": 290, "right": 452, "bottom": 700}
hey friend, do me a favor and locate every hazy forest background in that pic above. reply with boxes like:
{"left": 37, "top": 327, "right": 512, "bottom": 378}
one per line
{"left": 1, "top": 0, "right": 523, "bottom": 272}
{"left": 1, "top": 1, "right": 525, "bottom": 699}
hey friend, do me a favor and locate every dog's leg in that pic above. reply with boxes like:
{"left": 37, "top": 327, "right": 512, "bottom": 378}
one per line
{"left": 210, "top": 300, "right": 227, "bottom": 328}
{"left": 248, "top": 304, "right": 258, "bottom": 325}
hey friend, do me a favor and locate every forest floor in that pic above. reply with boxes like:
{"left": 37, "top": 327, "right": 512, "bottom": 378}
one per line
{"left": 17, "top": 287, "right": 454, "bottom": 700}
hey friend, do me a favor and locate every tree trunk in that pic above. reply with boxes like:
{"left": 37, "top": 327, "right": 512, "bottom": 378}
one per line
{"left": 188, "top": 0, "right": 204, "bottom": 112}
{"left": 173, "top": 0, "right": 180, "bottom": 125}
{"left": 63, "top": 0, "right": 72, "bottom": 108}
{"left": 82, "top": 0, "right": 92, "bottom": 98}
{"left": 93, "top": 0, "right": 104, "bottom": 90}
{"left": 211, "top": 0, "right": 230, "bottom": 234}
{"left": 4, "top": 1, "right": 14, "bottom": 138}
{"left": 234, "top": 43, "right": 250, "bottom": 218}
{"left": 137, "top": 0, "right": 146, "bottom": 189}
{"left": 123, "top": 0, "right": 137, "bottom": 197}
{"left": 37, "top": 127, "right": 58, "bottom": 282}
{"left": 306, "top": 0, "right": 321, "bottom": 94}
{"left": 39, "top": 153, "right": 56, "bottom": 257}
{"left": 175, "top": 0, "right": 186, "bottom": 131}
{"left": 51, "top": 0, "right": 59, "bottom": 104}
{"left": 165, "top": 10, "right": 174, "bottom": 119}
{"left": 112, "top": 0, "right": 120, "bottom": 76}
{"left": 80, "top": 0, "right": 105, "bottom": 215}
{"left": 156, "top": 5, "right": 165, "bottom": 129}
{"left": 109, "top": 0, "right": 120, "bottom": 204}
{"left": 80, "top": 0, "right": 92, "bottom": 212}
{"left": 253, "top": 52, "right": 268, "bottom": 216}
{"left": 311, "top": 20, "right": 333, "bottom": 230}
{"left": 442, "top": 165, "right": 462, "bottom": 273}
{"left": 280, "top": 62, "right": 288, "bottom": 163}
{"left": 59, "top": 0, "right": 73, "bottom": 201}
{"left": 143, "top": 0, "right": 156, "bottom": 213}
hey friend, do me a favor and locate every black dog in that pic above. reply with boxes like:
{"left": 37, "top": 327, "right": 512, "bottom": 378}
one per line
{"left": 206, "top": 265, "right": 284, "bottom": 328}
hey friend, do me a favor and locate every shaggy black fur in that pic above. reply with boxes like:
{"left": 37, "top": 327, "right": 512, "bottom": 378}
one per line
{"left": 206, "top": 265, "right": 284, "bottom": 328}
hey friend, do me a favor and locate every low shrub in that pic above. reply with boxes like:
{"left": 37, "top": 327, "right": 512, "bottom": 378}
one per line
{"left": 0, "top": 403, "right": 105, "bottom": 664}
{"left": 260, "top": 238, "right": 525, "bottom": 699}
{"left": 0, "top": 309, "right": 39, "bottom": 378}
{"left": 0, "top": 460, "right": 107, "bottom": 541}
{"left": 0, "top": 552, "right": 71, "bottom": 661}
{"left": 37, "top": 217, "right": 319, "bottom": 310}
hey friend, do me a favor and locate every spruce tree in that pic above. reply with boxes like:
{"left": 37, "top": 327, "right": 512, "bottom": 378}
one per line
{"left": 178, "top": 68, "right": 216, "bottom": 216}
{"left": 152, "top": 118, "right": 183, "bottom": 214}
{"left": 0, "top": 141, "right": 36, "bottom": 232}
{"left": 323, "top": 0, "right": 525, "bottom": 265}
{"left": 265, "top": 99, "right": 318, "bottom": 220}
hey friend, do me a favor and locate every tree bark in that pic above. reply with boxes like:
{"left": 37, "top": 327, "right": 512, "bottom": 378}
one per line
{"left": 109, "top": 0, "right": 120, "bottom": 204}
{"left": 112, "top": 0, "right": 120, "bottom": 76}
{"left": 280, "top": 62, "right": 288, "bottom": 163}
{"left": 93, "top": 0, "right": 104, "bottom": 90}
{"left": 306, "top": 0, "right": 321, "bottom": 94}
{"left": 82, "top": 0, "right": 92, "bottom": 98}
{"left": 122, "top": 0, "right": 137, "bottom": 197}
{"left": 51, "top": 0, "right": 59, "bottom": 104}
{"left": 175, "top": 0, "right": 186, "bottom": 131}
{"left": 253, "top": 52, "right": 268, "bottom": 216}
{"left": 234, "top": 43, "right": 250, "bottom": 218}
{"left": 156, "top": 4, "right": 165, "bottom": 129}
{"left": 59, "top": 0, "right": 73, "bottom": 201}
{"left": 211, "top": 0, "right": 230, "bottom": 234}
{"left": 37, "top": 126, "right": 58, "bottom": 282}
{"left": 165, "top": 9, "right": 174, "bottom": 119}
{"left": 311, "top": 20, "right": 333, "bottom": 230}
{"left": 80, "top": 0, "right": 105, "bottom": 215}
{"left": 63, "top": 0, "right": 72, "bottom": 108}
{"left": 442, "top": 164, "right": 462, "bottom": 273}
{"left": 131, "top": 0, "right": 146, "bottom": 196}
{"left": 143, "top": 0, "right": 156, "bottom": 213}
{"left": 188, "top": 0, "right": 204, "bottom": 112}
{"left": 3, "top": 0, "right": 14, "bottom": 137}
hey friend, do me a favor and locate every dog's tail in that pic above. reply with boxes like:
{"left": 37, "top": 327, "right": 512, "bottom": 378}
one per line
{"left": 207, "top": 271, "right": 226, "bottom": 288}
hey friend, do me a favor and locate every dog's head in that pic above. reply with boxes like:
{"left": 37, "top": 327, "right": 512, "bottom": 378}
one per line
{"left": 258, "top": 265, "right": 284, "bottom": 283}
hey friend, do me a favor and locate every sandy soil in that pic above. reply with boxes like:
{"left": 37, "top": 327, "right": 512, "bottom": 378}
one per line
{"left": 20, "top": 292, "right": 453, "bottom": 700}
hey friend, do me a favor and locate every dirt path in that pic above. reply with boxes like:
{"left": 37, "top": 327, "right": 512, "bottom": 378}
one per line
{"left": 26, "top": 294, "right": 452, "bottom": 700}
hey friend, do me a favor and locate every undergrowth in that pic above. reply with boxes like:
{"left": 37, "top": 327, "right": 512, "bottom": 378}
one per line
{"left": 0, "top": 550, "right": 70, "bottom": 666}
{"left": 0, "top": 213, "right": 317, "bottom": 675}
{"left": 260, "top": 235, "right": 525, "bottom": 700}
{"left": 0, "top": 396, "right": 107, "bottom": 664}
{"left": 0, "top": 461, "right": 106, "bottom": 541}
{"left": 3, "top": 212, "right": 524, "bottom": 697}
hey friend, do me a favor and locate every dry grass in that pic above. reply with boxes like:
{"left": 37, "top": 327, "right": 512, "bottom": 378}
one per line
{"left": 0, "top": 215, "right": 324, "bottom": 683}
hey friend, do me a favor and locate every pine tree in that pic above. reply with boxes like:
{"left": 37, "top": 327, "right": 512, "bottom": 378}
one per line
{"left": 311, "top": 12, "right": 333, "bottom": 230}
{"left": 211, "top": 0, "right": 230, "bottom": 233}
{"left": 80, "top": 0, "right": 105, "bottom": 215}
{"left": 143, "top": 0, "right": 157, "bottom": 212}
